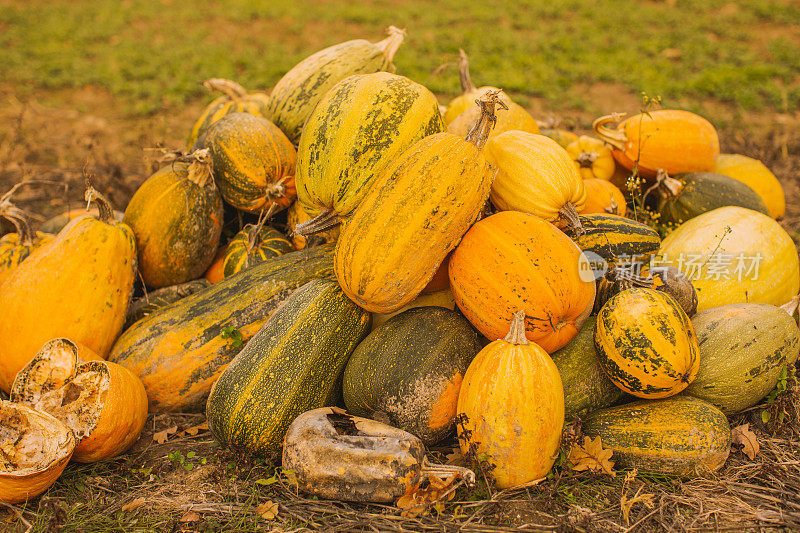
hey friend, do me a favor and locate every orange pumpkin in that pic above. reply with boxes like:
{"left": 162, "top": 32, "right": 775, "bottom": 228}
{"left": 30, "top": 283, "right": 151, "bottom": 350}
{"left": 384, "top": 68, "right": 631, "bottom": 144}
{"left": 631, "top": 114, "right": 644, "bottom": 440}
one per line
{"left": 421, "top": 253, "right": 451, "bottom": 294}
{"left": 0, "top": 187, "right": 137, "bottom": 392}
{"left": 449, "top": 211, "right": 595, "bottom": 353}
{"left": 12, "top": 347, "right": 148, "bottom": 463}
{"left": 203, "top": 246, "right": 227, "bottom": 284}
{"left": 486, "top": 131, "right": 586, "bottom": 230}
{"left": 593, "top": 110, "right": 719, "bottom": 179}
{"left": 566, "top": 135, "right": 616, "bottom": 180}
{"left": 0, "top": 401, "right": 75, "bottom": 504}
{"left": 457, "top": 310, "right": 564, "bottom": 488}
{"left": 582, "top": 178, "right": 626, "bottom": 216}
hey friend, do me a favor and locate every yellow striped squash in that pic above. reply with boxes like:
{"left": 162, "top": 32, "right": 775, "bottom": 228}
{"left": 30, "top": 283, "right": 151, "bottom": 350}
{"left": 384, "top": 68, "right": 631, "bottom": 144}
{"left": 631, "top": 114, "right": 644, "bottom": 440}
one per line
{"left": 295, "top": 72, "right": 444, "bottom": 231}
{"left": 335, "top": 95, "right": 500, "bottom": 314}
{"left": 267, "top": 27, "right": 405, "bottom": 144}
{"left": 0, "top": 203, "right": 52, "bottom": 287}
{"left": 187, "top": 79, "right": 270, "bottom": 149}
{"left": 658, "top": 206, "right": 799, "bottom": 312}
{"left": 448, "top": 92, "right": 539, "bottom": 141}
{"left": 568, "top": 213, "right": 660, "bottom": 264}
{"left": 442, "top": 49, "right": 498, "bottom": 125}
{"left": 595, "top": 287, "right": 699, "bottom": 399}
{"left": 486, "top": 131, "right": 586, "bottom": 229}
{"left": 222, "top": 224, "right": 293, "bottom": 278}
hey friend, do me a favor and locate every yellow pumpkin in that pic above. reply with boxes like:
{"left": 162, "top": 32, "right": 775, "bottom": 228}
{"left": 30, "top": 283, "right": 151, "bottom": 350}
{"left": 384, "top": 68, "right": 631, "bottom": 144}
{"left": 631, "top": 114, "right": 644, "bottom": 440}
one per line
{"left": 658, "top": 206, "right": 799, "bottom": 312}
{"left": 566, "top": 135, "right": 616, "bottom": 180}
{"left": 448, "top": 92, "right": 539, "bottom": 142}
{"left": 457, "top": 310, "right": 564, "bottom": 488}
{"left": 371, "top": 288, "right": 456, "bottom": 331}
{"left": 0, "top": 187, "right": 137, "bottom": 392}
{"left": 582, "top": 178, "right": 626, "bottom": 216}
{"left": 539, "top": 128, "right": 579, "bottom": 150}
{"left": 0, "top": 202, "right": 52, "bottom": 287}
{"left": 0, "top": 401, "right": 75, "bottom": 504}
{"left": 442, "top": 49, "right": 499, "bottom": 125}
{"left": 714, "top": 154, "right": 785, "bottom": 219}
{"left": 486, "top": 131, "right": 586, "bottom": 229}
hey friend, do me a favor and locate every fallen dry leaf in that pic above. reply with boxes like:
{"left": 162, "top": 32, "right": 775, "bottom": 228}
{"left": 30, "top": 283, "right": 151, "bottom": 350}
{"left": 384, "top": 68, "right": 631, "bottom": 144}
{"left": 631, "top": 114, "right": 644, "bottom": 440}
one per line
{"left": 121, "top": 498, "right": 147, "bottom": 512}
{"left": 445, "top": 448, "right": 465, "bottom": 465}
{"left": 396, "top": 472, "right": 461, "bottom": 517}
{"left": 732, "top": 423, "right": 760, "bottom": 460}
{"left": 255, "top": 501, "right": 279, "bottom": 520}
{"left": 179, "top": 511, "right": 201, "bottom": 523}
{"left": 153, "top": 426, "right": 178, "bottom": 444}
{"left": 620, "top": 486, "right": 655, "bottom": 525}
{"left": 569, "top": 435, "right": 616, "bottom": 477}
{"left": 180, "top": 421, "right": 209, "bottom": 437}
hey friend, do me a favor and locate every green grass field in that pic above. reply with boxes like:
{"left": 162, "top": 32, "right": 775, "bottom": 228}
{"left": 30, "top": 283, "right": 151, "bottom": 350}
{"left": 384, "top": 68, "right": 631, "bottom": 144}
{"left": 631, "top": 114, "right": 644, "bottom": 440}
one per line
{"left": 2, "top": 0, "right": 799, "bottom": 117}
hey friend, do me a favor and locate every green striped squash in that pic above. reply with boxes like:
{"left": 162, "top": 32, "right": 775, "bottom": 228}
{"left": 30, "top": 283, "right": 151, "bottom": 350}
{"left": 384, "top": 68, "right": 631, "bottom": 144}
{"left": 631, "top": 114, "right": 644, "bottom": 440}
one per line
{"left": 683, "top": 303, "right": 800, "bottom": 414}
{"left": 206, "top": 278, "right": 370, "bottom": 458}
{"left": 123, "top": 151, "right": 223, "bottom": 288}
{"left": 222, "top": 224, "right": 293, "bottom": 278}
{"left": 267, "top": 27, "right": 405, "bottom": 144}
{"left": 551, "top": 317, "right": 625, "bottom": 420}
{"left": 187, "top": 79, "right": 270, "bottom": 149}
{"left": 568, "top": 214, "right": 660, "bottom": 264}
{"left": 198, "top": 113, "right": 296, "bottom": 214}
{"left": 342, "top": 306, "right": 480, "bottom": 445}
{"left": 295, "top": 72, "right": 445, "bottom": 231}
{"left": 109, "top": 245, "right": 334, "bottom": 413}
{"left": 583, "top": 396, "right": 731, "bottom": 476}
{"left": 656, "top": 172, "right": 768, "bottom": 228}
{"left": 595, "top": 288, "right": 699, "bottom": 399}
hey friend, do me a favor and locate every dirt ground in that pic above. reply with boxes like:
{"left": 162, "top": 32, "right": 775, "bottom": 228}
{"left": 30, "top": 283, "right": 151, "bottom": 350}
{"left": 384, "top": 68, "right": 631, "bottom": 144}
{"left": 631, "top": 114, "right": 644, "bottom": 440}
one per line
{"left": 1, "top": 84, "right": 800, "bottom": 532}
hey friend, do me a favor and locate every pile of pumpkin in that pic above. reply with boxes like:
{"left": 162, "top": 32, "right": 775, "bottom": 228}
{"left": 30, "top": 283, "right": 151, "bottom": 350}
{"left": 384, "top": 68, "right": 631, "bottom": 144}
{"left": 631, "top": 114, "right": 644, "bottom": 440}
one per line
{"left": 1, "top": 26, "right": 798, "bottom": 504}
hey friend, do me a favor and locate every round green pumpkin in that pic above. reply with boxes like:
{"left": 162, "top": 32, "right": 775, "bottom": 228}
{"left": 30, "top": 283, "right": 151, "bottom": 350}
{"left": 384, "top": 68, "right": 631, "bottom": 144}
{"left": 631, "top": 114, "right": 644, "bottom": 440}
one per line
{"left": 342, "top": 306, "right": 480, "bottom": 445}
{"left": 223, "top": 224, "right": 293, "bottom": 278}
{"left": 682, "top": 302, "right": 800, "bottom": 414}
{"left": 551, "top": 317, "right": 624, "bottom": 420}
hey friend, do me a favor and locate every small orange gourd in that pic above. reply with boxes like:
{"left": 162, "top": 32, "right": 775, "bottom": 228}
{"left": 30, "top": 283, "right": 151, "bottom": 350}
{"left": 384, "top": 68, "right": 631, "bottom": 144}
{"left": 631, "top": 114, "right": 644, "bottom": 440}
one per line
{"left": 457, "top": 310, "right": 564, "bottom": 488}
{"left": 582, "top": 178, "right": 626, "bottom": 216}
{"left": 566, "top": 135, "right": 616, "bottom": 180}
{"left": 449, "top": 211, "right": 595, "bottom": 353}
{"left": 593, "top": 110, "right": 719, "bottom": 179}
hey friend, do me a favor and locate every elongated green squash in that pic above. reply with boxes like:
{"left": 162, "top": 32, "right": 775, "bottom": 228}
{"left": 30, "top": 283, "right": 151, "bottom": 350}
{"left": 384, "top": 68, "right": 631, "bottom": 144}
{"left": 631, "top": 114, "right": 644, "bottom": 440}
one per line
{"left": 567, "top": 213, "right": 660, "bottom": 264}
{"left": 267, "top": 27, "right": 405, "bottom": 144}
{"left": 335, "top": 93, "right": 499, "bottom": 313}
{"left": 295, "top": 72, "right": 444, "bottom": 231}
{"left": 123, "top": 150, "right": 223, "bottom": 288}
{"left": 583, "top": 396, "right": 731, "bottom": 476}
{"left": 343, "top": 307, "right": 480, "bottom": 445}
{"left": 108, "top": 245, "right": 334, "bottom": 413}
{"left": 206, "top": 279, "right": 370, "bottom": 457}
{"left": 656, "top": 172, "right": 768, "bottom": 227}
{"left": 124, "top": 279, "right": 211, "bottom": 329}
{"left": 551, "top": 317, "right": 624, "bottom": 420}
{"left": 683, "top": 303, "right": 800, "bottom": 414}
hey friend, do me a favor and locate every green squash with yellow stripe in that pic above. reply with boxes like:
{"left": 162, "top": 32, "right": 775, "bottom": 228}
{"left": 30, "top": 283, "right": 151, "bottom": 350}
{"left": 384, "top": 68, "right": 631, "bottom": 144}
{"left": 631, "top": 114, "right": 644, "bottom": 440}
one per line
{"left": 295, "top": 72, "right": 445, "bottom": 233}
{"left": 222, "top": 224, "right": 293, "bottom": 278}
{"left": 595, "top": 288, "right": 699, "bottom": 399}
{"left": 205, "top": 278, "right": 370, "bottom": 458}
{"left": 267, "top": 27, "right": 405, "bottom": 144}
{"left": 342, "top": 306, "right": 480, "bottom": 445}
{"left": 197, "top": 113, "right": 296, "bottom": 214}
{"left": 568, "top": 213, "right": 660, "bottom": 264}
{"left": 583, "top": 396, "right": 731, "bottom": 476}
{"left": 187, "top": 79, "right": 270, "bottom": 149}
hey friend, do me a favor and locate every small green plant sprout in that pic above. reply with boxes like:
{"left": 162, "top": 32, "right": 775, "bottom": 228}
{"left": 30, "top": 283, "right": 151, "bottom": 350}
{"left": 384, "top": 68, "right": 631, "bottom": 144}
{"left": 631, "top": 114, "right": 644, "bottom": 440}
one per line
{"left": 761, "top": 364, "right": 793, "bottom": 425}
{"left": 221, "top": 325, "right": 243, "bottom": 348}
{"left": 167, "top": 449, "right": 207, "bottom": 471}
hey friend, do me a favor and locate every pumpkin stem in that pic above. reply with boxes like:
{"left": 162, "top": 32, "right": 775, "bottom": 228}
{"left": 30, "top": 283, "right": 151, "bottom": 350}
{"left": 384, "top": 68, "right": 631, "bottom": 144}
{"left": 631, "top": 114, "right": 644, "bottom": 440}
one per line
{"left": 457, "top": 49, "right": 478, "bottom": 93}
{"left": 186, "top": 148, "right": 214, "bottom": 188}
{"left": 592, "top": 113, "right": 628, "bottom": 151}
{"left": 420, "top": 456, "right": 476, "bottom": 486}
{"left": 610, "top": 265, "right": 653, "bottom": 291}
{"left": 655, "top": 169, "right": 683, "bottom": 198}
{"left": 202, "top": 78, "right": 249, "bottom": 101}
{"left": 558, "top": 203, "right": 584, "bottom": 235}
{"left": 84, "top": 186, "right": 116, "bottom": 223}
{"left": 780, "top": 295, "right": 800, "bottom": 318}
{"left": 465, "top": 90, "right": 507, "bottom": 150}
{"left": 503, "top": 310, "right": 529, "bottom": 345}
{"left": 294, "top": 208, "right": 342, "bottom": 236}
{"left": 376, "top": 26, "right": 405, "bottom": 62}
{"left": 576, "top": 151, "right": 598, "bottom": 168}
{"left": 0, "top": 201, "right": 35, "bottom": 246}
